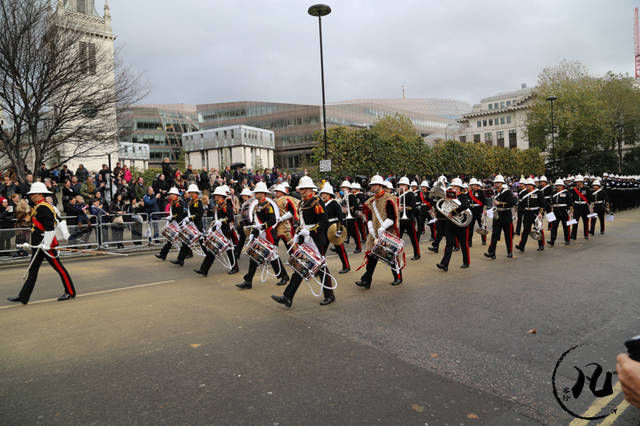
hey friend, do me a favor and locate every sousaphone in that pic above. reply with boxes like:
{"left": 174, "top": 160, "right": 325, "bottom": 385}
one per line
{"left": 327, "top": 223, "right": 347, "bottom": 245}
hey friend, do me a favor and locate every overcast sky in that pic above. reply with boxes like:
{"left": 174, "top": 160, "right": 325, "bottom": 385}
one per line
{"left": 106, "top": 0, "right": 636, "bottom": 107}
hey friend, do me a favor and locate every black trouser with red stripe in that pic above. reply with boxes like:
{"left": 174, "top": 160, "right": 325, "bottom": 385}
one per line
{"left": 334, "top": 243, "right": 350, "bottom": 270}
{"left": 550, "top": 209, "right": 570, "bottom": 243}
{"left": 360, "top": 254, "right": 402, "bottom": 285}
{"left": 440, "top": 222, "right": 470, "bottom": 267}
{"left": 19, "top": 248, "right": 75, "bottom": 303}
{"left": 518, "top": 212, "right": 544, "bottom": 250}
{"left": 589, "top": 207, "right": 606, "bottom": 234}
{"left": 488, "top": 216, "right": 513, "bottom": 255}
{"left": 399, "top": 218, "right": 420, "bottom": 257}
{"left": 571, "top": 206, "right": 589, "bottom": 240}
{"left": 415, "top": 211, "right": 427, "bottom": 242}
{"left": 346, "top": 218, "right": 362, "bottom": 251}
{"left": 357, "top": 216, "right": 367, "bottom": 241}
{"left": 431, "top": 219, "right": 446, "bottom": 249}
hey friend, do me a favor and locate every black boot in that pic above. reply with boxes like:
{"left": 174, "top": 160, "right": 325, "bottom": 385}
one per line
{"left": 170, "top": 259, "right": 184, "bottom": 266}
{"left": 7, "top": 296, "right": 26, "bottom": 304}
{"left": 194, "top": 269, "right": 207, "bottom": 277}
{"left": 339, "top": 267, "right": 350, "bottom": 274}
{"left": 155, "top": 254, "right": 166, "bottom": 261}
{"left": 228, "top": 265, "right": 239, "bottom": 275}
{"left": 436, "top": 263, "right": 448, "bottom": 272}
{"left": 236, "top": 281, "right": 252, "bottom": 289}
{"left": 355, "top": 280, "right": 371, "bottom": 289}
{"left": 276, "top": 274, "right": 290, "bottom": 286}
{"left": 320, "top": 295, "right": 335, "bottom": 306}
{"left": 484, "top": 252, "right": 496, "bottom": 259}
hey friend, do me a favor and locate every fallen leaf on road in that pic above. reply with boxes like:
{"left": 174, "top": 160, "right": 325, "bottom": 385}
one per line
{"left": 467, "top": 413, "right": 479, "bottom": 419}
{"left": 191, "top": 344, "right": 201, "bottom": 348}
{"left": 431, "top": 353, "right": 438, "bottom": 358}
{"left": 411, "top": 404, "right": 425, "bottom": 413}
{"left": 528, "top": 329, "right": 537, "bottom": 334}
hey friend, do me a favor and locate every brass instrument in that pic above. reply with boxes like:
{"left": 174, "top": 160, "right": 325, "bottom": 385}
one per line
{"left": 476, "top": 211, "right": 489, "bottom": 235}
{"left": 530, "top": 214, "right": 544, "bottom": 241}
{"left": 327, "top": 222, "right": 348, "bottom": 245}
{"left": 398, "top": 190, "right": 409, "bottom": 220}
{"left": 430, "top": 179, "right": 473, "bottom": 227}
{"left": 343, "top": 193, "right": 353, "bottom": 220}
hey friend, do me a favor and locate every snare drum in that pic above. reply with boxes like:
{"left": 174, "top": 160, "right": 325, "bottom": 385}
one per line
{"left": 372, "top": 231, "right": 405, "bottom": 266}
{"left": 203, "top": 229, "right": 232, "bottom": 256}
{"left": 161, "top": 221, "right": 182, "bottom": 246}
{"left": 287, "top": 244, "right": 325, "bottom": 280}
{"left": 178, "top": 221, "right": 202, "bottom": 246}
{"left": 244, "top": 237, "right": 278, "bottom": 265}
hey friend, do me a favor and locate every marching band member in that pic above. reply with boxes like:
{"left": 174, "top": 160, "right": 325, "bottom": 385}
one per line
{"left": 352, "top": 182, "right": 368, "bottom": 240}
{"left": 417, "top": 181, "right": 434, "bottom": 242}
{"left": 570, "top": 175, "right": 592, "bottom": 240}
{"left": 484, "top": 175, "right": 517, "bottom": 259}
{"left": 320, "top": 182, "right": 350, "bottom": 274}
{"left": 549, "top": 179, "right": 572, "bottom": 246}
{"left": 235, "top": 182, "right": 289, "bottom": 289}
{"left": 436, "top": 178, "right": 470, "bottom": 271}
{"left": 8, "top": 182, "right": 76, "bottom": 304}
{"left": 514, "top": 178, "right": 546, "bottom": 252}
{"left": 397, "top": 177, "right": 420, "bottom": 260}
{"left": 340, "top": 180, "right": 362, "bottom": 254}
{"left": 273, "top": 184, "right": 298, "bottom": 250}
{"left": 589, "top": 179, "right": 609, "bottom": 235}
{"left": 467, "top": 178, "right": 487, "bottom": 247}
{"left": 539, "top": 176, "right": 553, "bottom": 231}
{"left": 514, "top": 177, "right": 527, "bottom": 235}
{"left": 272, "top": 176, "right": 335, "bottom": 307}
{"left": 428, "top": 176, "right": 448, "bottom": 254}
{"left": 194, "top": 186, "right": 237, "bottom": 277}
{"left": 354, "top": 175, "right": 402, "bottom": 288}
{"left": 170, "top": 184, "right": 204, "bottom": 266}
{"left": 233, "top": 188, "right": 254, "bottom": 263}
{"left": 155, "top": 187, "right": 185, "bottom": 261}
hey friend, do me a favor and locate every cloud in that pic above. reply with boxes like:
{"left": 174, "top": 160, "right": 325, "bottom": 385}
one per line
{"left": 107, "top": 0, "right": 637, "bottom": 106}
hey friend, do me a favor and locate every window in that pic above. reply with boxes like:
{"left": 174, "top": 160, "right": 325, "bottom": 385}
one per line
{"left": 477, "top": 120, "right": 481, "bottom": 128}
{"left": 506, "top": 116, "right": 512, "bottom": 124}
{"left": 500, "top": 101, "right": 505, "bottom": 108}
{"left": 494, "top": 103, "right": 499, "bottom": 109}
{"left": 77, "top": 0, "right": 86, "bottom": 14}
{"left": 509, "top": 129, "right": 517, "bottom": 148}
{"left": 231, "top": 129, "right": 234, "bottom": 139}
{"left": 497, "top": 131, "right": 504, "bottom": 147}
{"left": 482, "top": 120, "right": 487, "bottom": 127}
{"left": 500, "top": 117, "right": 505, "bottom": 125}
{"left": 79, "top": 42, "right": 96, "bottom": 75}
{"left": 459, "top": 135, "right": 467, "bottom": 143}
{"left": 506, "top": 100, "right": 511, "bottom": 106}
{"left": 488, "top": 119, "right": 493, "bottom": 126}
{"left": 488, "top": 104, "right": 493, "bottom": 110}
{"left": 473, "top": 134, "right": 481, "bottom": 143}
{"left": 485, "top": 132, "right": 493, "bottom": 146}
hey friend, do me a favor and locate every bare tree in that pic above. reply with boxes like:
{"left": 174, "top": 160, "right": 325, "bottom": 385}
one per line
{"left": 0, "top": 0, "right": 147, "bottom": 182}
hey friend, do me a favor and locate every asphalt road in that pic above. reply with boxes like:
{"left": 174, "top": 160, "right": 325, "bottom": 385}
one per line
{"left": 1, "top": 210, "right": 640, "bottom": 425}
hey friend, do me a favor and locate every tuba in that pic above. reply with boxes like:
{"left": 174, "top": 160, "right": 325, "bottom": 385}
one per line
{"left": 430, "top": 179, "right": 473, "bottom": 227}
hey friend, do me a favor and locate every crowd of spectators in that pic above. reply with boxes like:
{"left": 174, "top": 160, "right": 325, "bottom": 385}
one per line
{"left": 0, "top": 158, "right": 292, "bottom": 257}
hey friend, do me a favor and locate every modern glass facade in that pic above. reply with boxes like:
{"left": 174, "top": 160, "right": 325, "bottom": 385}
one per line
{"left": 197, "top": 99, "right": 471, "bottom": 170}
{"left": 118, "top": 105, "right": 199, "bottom": 168}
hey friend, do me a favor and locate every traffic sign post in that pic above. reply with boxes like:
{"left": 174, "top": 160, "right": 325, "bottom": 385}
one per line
{"left": 319, "top": 159, "right": 332, "bottom": 173}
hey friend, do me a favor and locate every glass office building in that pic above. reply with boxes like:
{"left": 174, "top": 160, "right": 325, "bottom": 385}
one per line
{"left": 197, "top": 99, "right": 471, "bottom": 169}
{"left": 118, "top": 104, "right": 200, "bottom": 168}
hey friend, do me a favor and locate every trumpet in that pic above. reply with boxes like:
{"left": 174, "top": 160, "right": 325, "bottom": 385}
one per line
{"left": 342, "top": 193, "right": 353, "bottom": 220}
{"left": 398, "top": 190, "right": 409, "bottom": 221}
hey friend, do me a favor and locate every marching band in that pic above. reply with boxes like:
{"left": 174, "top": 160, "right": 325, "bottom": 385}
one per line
{"left": 144, "top": 172, "right": 640, "bottom": 309}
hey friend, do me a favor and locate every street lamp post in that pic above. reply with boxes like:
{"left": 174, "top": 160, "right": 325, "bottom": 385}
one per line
{"left": 308, "top": 4, "right": 331, "bottom": 161}
{"left": 615, "top": 123, "right": 624, "bottom": 174}
{"left": 546, "top": 95, "right": 557, "bottom": 176}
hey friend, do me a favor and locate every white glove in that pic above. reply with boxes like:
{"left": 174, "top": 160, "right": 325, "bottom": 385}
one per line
{"left": 377, "top": 227, "right": 386, "bottom": 238}
{"left": 40, "top": 231, "right": 56, "bottom": 251}
{"left": 380, "top": 218, "right": 393, "bottom": 231}
{"left": 214, "top": 220, "right": 222, "bottom": 230}
{"left": 367, "top": 221, "right": 375, "bottom": 236}
{"left": 299, "top": 228, "right": 310, "bottom": 238}
{"left": 279, "top": 212, "right": 293, "bottom": 222}
{"left": 254, "top": 223, "right": 264, "bottom": 230}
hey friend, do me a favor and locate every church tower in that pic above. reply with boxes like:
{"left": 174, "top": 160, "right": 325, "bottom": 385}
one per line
{"left": 55, "top": 0, "right": 118, "bottom": 173}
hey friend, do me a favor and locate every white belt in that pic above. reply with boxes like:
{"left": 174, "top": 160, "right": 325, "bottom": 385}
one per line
{"left": 328, "top": 218, "right": 338, "bottom": 223}
{"left": 471, "top": 204, "right": 482, "bottom": 207}
{"left": 497, "top": 208, "right": 511, "bottom": 211}
{"left": 575, "top": 201, "right": 587, "bottom": 204}
{"left": 525, "top": 207, "right": 539, "bottom": 211}
{"left": 594, "top": 201, "right": 604, "bottom": 204}
{"left": 553, "top": 204, "right": 567, "bottom": 207}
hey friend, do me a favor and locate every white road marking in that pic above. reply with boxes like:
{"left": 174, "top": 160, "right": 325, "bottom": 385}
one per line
{"left": 0, "top": 280, "right": 176, "bottom": 310}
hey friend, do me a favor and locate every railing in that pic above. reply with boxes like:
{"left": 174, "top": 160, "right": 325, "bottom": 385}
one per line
{"left": 0, "top": 212, "right": 176, "bottom": 262}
